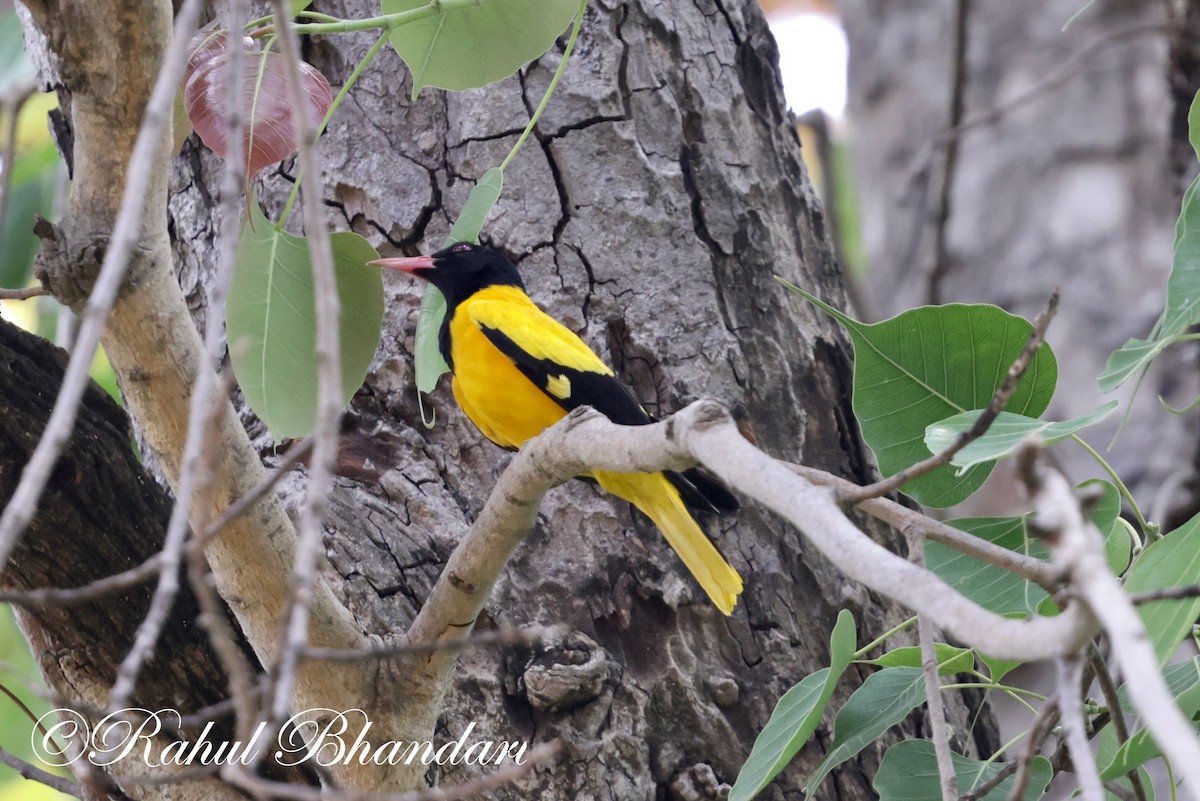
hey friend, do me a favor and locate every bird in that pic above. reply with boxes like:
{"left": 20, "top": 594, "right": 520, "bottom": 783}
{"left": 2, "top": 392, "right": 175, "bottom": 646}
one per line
{"left": 370, "top": 242, "right": 744, "bottom": 614}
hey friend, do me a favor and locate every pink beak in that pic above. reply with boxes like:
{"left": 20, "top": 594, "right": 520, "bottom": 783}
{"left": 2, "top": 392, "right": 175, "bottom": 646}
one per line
{"left": 368, "top": 255, "right": 435, "bottom": 275}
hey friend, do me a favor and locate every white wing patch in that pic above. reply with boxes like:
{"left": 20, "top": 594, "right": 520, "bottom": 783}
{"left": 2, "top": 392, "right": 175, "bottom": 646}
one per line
{"left": 545, "top": 373, "right": 572, "bottom": 399}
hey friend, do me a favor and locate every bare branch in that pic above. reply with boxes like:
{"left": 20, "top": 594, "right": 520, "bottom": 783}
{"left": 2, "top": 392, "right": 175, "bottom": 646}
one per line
{"left": 1055, "top": 655, "right": 1103, "bottom": 801}
{"left": 1019, "top": 444, "right": 1200, "bottom": 796}
{"left": 179, "top": 0, "right": 260, "bottom": 745}
{"left": 203, "top": 438, "right": 313, "bottom": 540}
{"left": 840, "top": 289, "right": 1059, "bottom": 505}
{"left": 0, "top": 744, "right": 82, "bottom": 798}
{"left": 793, "top": 464, "right": 1057, "bottom": 590}
{"left": 0, "top": 0, "right": 205, "bottom": 573}
{"left": 925, "top": 0, "right": 972, "bottom": 304}
{"left": 909, "top": 531, "right": 956, "bottom": 801}
{"left": 1089, "top": 644, "right": 1149, "bottom": 801}
{"left": 0, "top": 285, "right": 49, "bottom": 301}
{"left": 0, "top": 552, "right": 160, "bottom": 605}
{"left": 1129, "top": 583, "right": 1200, "bottom": 604}
{"left": 265, "top": 0, "right": 344, "bottom": 731}
{"left": 405, "top": 400, "right": 1096, "bottom": 702}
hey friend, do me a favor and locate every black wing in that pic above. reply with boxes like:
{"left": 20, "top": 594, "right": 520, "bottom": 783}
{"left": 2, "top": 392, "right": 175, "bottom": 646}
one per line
{"left": 480, "top": 325, "right": 739, "bottom": 516}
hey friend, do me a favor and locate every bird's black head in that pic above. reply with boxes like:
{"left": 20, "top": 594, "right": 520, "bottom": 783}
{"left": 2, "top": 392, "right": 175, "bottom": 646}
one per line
{"left": 370, "top": 242, "right": 524, "bottom": 310}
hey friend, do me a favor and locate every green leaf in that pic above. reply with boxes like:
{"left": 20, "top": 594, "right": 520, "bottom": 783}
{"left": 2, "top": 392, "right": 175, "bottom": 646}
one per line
{"left": 1122, "top": 511, "right": 1200, "bottom": 666}
{"left": 1098, "top": 337, "right": 1166, "bottom": 393}
{"left": 926, "top": 517, "right": 1048, "bottom": 616}
{"left": 1116, "top": 656, "right": 1200, "bottom": 713}
{"left": 865, "top": 644, "right": 974, "bottom": 675}
{"left": 924, "top": 402, "right": 1118, "bottom": 472}
{"left": 447, "top": 167, "right": 504, "bottom": 244}
{"left": 977, "top": 652, "right": 1022, "bottom": 683}
{"left": 1100, "top": 92, "right": 1200, "bottom": 395}
{"left": 1101, "top": 658, "right": 1200, "bottom": 780}
{"left": 1191, "top": 88, "right": 1200, "bottom": 162}
{"left": 1082, "top": 479, "right": 1134, "bottom": 575}
{"left": 875, "top": 740, "right": 1052, "bottom": 801}
{"left": 413, "top": 167, "right": 506, "bottom": 395}
{"left": 729, "top": 610, "right": 856, "bottom": 801}
{"left": 0, "top": 140, "right": 60, "bottom": 289}
{"left": 384, "top": 0, "right": 578, "bottom": 99}
{"left": 1158, "top": 172, "right": 1200, "bottom": 340}
{"left": 227, "top": 203, "right": 384, "bottom": 438}
{"left": 803, "top": 666, "right": 927, "bottom": 796}
{"left": 779, "top": 280, "right": 1057, "bottom": 507}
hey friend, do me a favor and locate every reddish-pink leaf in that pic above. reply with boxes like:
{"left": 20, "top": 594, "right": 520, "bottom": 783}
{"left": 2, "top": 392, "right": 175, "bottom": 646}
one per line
{"left": 182, "top": 31, "right": 333, "bottom": 177}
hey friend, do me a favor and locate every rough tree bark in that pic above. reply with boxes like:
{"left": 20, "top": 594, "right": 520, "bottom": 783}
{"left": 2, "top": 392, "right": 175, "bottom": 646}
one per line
{"left": 839, "top": 0, "right": 1197, "bottom": 517}
{"left": 3, "top": 0, "right": 995, "bottom": 799}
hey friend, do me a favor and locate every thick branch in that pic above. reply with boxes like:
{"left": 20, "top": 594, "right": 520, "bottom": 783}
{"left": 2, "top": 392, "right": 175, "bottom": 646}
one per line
{"left": 19, "top": 0, "right": 372, "bottom": 788}
{"left": 397, "top": 398, "right": 1098, "bottom": 748}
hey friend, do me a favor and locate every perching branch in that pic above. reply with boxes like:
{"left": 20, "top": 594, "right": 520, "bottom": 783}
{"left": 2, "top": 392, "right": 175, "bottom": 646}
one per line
{"left": 400, "top": 398, "right": 1098, "bottom": 736}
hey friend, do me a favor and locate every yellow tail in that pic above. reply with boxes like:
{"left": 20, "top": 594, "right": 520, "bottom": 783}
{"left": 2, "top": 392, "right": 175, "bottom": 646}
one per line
{"left": 594, "top": 471, "right": 743, "bottom": 614}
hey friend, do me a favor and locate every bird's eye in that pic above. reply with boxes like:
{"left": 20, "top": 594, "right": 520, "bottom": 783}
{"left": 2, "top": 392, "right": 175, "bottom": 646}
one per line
{"left": 452, "top": 243, "right": 472, "bottom": 253}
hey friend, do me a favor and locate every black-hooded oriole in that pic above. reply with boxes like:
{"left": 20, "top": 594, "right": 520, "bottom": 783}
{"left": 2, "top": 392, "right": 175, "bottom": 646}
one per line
{"left": 371, "top": 242, "right": 743, "bottom": 614}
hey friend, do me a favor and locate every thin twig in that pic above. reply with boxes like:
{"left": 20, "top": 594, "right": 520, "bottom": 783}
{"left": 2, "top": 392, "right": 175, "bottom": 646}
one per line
{"left": 265, "top": 0, "right": 343, "bottom": 728}
{"left": 792, "top": 464, "right": 1057, "bottom": 591}
{"left": 905, "top": 22, "right": 1169, "bottom": 233}
{"left": 185, "top": 377, "right": 259, "bottom": 744}
{"left": 301, "top": 625, "right": 551, "bottom": 663}
{"left": 908, "top": 531, "right": 956, "bottom": 801}
{"left": 0, "top": 285, "right": 49, "bottom": 301}
{"left": 203, "top": 438, "right": 313, "bottom": 541}
{"left": 0, "top": 0, "right": 204, "bottom": 578}
{"left": 997, "top": 699, "right": 1060, "bottom": 801}
{"left": 1056, "top": 655, "right": 1103, "bottom": 801}
{"left": 1129, "top": 583, "right": 1200, "bottom": 604}
{"left": 0, "top": 553, "right": 161, "bottom": 605}
{"left": 182, "top": 0, "right": 259, "bottom": 745}
{"left": 925, "top": 0, "right": 971, "bottom": 305}
{"left": 0, "top": 744, "right": 82, "bottom": 798}
{"left": 1089, "top": 644, "right": 1148, "bottom": 801}
{"left": 224, "top": 741, "right": 561, "bottom": 801}
{"left": 841, "top": 289, "right": 1059, "bottom": 505}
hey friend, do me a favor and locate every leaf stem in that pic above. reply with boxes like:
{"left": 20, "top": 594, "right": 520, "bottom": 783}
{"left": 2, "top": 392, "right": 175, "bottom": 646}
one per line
{"left": 277, "top": 29, "right": 391, "bottom": 230}
{"left": 1069, "top": 434, "right": 1155, "bottom": 542}
{"left": 852, "top": 615, "right": 917, "bottom": 659}
{"left": 289, "top": 0, "right": 501, "bottom": 35}
{"left": 498, "top": 0, "right": 587, "bottom": 172}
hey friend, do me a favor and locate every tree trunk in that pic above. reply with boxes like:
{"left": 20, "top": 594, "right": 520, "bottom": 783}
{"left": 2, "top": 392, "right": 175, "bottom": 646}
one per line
{"left": 2, "top": 0, "right": 989, "bottom": 798}
{"left": 839, "top": 0, "right": 1197, "bottom": 515}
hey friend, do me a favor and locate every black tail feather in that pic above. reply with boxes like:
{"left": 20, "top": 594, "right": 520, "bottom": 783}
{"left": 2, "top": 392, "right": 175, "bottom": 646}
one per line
{"left": 666, "top": 468, "right": 740, "bottom": 516}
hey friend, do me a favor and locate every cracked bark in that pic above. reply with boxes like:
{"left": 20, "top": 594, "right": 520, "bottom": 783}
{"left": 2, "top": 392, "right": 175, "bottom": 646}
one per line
{"left": 4, "top": 0, "right": 994, "bottom": 799}
{"left": 198, "top": 1, "right": 987, "bottom": 796}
